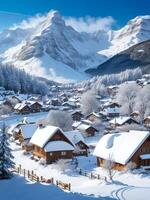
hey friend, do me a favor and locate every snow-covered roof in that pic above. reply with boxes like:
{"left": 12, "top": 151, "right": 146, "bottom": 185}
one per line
{"left": 72, "top": 121, "right": 81, "bottom": 128}
{"left": 77, "top": 124, "right": 91, "bottom": 131}
{"left": 81, "top": 119, "right": 93, "bottom": 125}
{"left": 64, "top": 130, "right": 85, "bottom": 146}
{"left": 93, "top": 130, "right": 150, "bottom": 165}
{"left": 105, "top": 107, "right": 120, "bottom": 114}
{"left": 62, "top": 101, "right": 76, "bottom": 107}
{"left": 14, "top": 102, "right": 29, "bottom": 110}
{"left": 109, "top": 116, "right": 132, "bottom": 125}
{"left": 30, "top": 125, "right": 62, "bottom": 148}
{"left": 20, "top": 124, "right": 37, "bottom": 139}
{"left": 44, "top": 141, "right": 74, "bottom": 152}
{"left": 144, "top": 116, "right": 150, "bottom": 120}
{"left": 87, "top": 112, "right": 101, "bottom": 118}
{"left": 140, "top": 154, "right": 150, "bottom": 160}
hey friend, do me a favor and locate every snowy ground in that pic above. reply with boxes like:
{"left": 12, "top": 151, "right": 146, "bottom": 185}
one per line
{"left": 0, "top": 112, "right": 48, "bottom": 126}
{"left": 1, "top": 175, "right": 112, "bottom": 200}
{"left": 10, "top": 142, "right": 150, "bottom": 200}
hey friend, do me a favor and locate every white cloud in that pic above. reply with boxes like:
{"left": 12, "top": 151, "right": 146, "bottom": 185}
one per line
{"left": 65, "top": 16, "right": 115, "bottom": 33}
{"left": 10, "top": 14, "right": 47, "bottom": 30}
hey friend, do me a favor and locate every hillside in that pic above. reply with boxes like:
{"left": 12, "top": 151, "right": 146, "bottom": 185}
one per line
{"left": 86, "top": 40, "right": 150, "bottom": 76}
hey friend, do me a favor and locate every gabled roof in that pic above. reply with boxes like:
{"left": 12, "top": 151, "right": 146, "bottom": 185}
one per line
{"left": 64, "top": 130, "right": 85, "bottom": 146}
{"left": 30, "top": 125, "right": 62, "bottom": 148}
{"left": 44, "top": 141, "right": 74, "bottom": 152}
{"left": 72, "top": 121, "right": 81, "bottom": 128}
{"left": 77, "top": 124, "right": 95, "bottom": 131}
{"left": 14, "top": 102, "right": 30, "bottom": 110}
{"left": 30, "top": 125, "right": 73, "bottom": 148}
{"left": 109, "top": 116, "right": 135, "bottom": 125}
{"left": 93, "top": 130, "right": 150, "bottom": 165}
{"left": 86, "top": 112, "right": 101, "bottom": 119}
{"left": 20, "top": 124, "right": 37, "bottom": 139}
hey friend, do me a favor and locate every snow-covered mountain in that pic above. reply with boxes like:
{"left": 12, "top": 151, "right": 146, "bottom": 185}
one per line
{"left": 0, "top": 11, "right": 150, "bottom": 83}
{"left": 0, "top": 11, "right": 108, "bottom": 83}
{"left": 98, "top": 15, "right": 150, "bottom": 58}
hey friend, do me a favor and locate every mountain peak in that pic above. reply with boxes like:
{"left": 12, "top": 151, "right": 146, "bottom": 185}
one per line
{"left": 46, "top": 10, "right": 65, "bottom": 27}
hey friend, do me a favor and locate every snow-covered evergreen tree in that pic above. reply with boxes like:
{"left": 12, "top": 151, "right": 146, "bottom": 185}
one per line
{"left": 0, "top": 123, "right": 14, "bottom": 178}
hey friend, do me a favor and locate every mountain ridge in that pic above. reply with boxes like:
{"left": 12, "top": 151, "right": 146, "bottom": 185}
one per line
{"left": 0, "top": 11, "right": 150, "bottom": 82}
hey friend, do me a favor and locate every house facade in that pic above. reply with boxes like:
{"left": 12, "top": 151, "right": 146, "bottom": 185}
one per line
{"left": 30, "top": 125, "right": 74, "bottom": 164}
{"left": 94, "top": 130, "right": 150, "bottom": 170}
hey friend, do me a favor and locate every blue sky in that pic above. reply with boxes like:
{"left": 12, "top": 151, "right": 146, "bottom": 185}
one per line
{"left": 0, "top": 0, "right": 149, "bottom": 31}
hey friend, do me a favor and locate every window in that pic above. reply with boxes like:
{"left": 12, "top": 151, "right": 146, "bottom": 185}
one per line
{"left": 49, "top": 153, "right": 53, "bottom": 156}
{"left": 61, "top": 152, "right": 66, "bottom": 156}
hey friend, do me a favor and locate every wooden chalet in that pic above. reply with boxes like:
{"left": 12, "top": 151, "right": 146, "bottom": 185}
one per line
{"left": 94, "top": 130, "right": 150, "bottom": 170}
{"left": 86, "top": 112, "right": 103, "bottom": 122}
{"left": 144, "top": 116, "right": 150, "bottom": 128}
{"left": 14, "top": 103, "right": 31, "bottom": 114}
{"left": 71, "top": 111, "right": 83, "bottom": 121}
{"left": 109, "top": 116, "right": 139, "bottom": 128}
{"left": 130, "top": 111, "right": 140, "bottom": 118}
{"left": 64, "top": 130, "right": 89, "bottom": 156}
{"left": 30, "top": 125, "right": 75, "bottom": 164}
{"left": 17, "top": 123, "right": 37, "bottom": 151}
{"left": 77, "top": 123, "right": 98, "bottom": 137}
{"left": 51, "top": 99, "right": 61, "bottom": 106}
{"left": 7, "top": 123, "right": 25, "bottom": 139}
{"left": 28, "top": 101, "right": 42, "bottom": 113}
{"left": 103, "top": 102, "right": 120, "bottom": 109}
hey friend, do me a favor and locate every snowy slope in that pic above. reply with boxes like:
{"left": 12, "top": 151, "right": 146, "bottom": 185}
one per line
{"left": 0, "top": 12, "right": 150, "bottom": 83}
{"left": 98, "top": 15, "right": 150, "bottom": 57}
{"left": 0, "top": 11, "right": 106, "bottom": 83}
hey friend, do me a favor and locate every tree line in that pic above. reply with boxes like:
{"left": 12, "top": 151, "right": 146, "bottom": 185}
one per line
{"left": 0, "top": 63, "right": 49, "bottom": 95}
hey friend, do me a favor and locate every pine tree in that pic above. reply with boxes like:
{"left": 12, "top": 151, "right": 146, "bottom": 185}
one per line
{"left": 0, "top": 123, "right": 14, "bottom": 178}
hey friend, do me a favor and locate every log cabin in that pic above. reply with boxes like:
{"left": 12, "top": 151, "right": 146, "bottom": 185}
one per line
{"left": 64, "top": 130, "right": 89, "bottom": 156}
{"left": 94, "top": 130, "right": 150, "bottom": 170}
{"left": 30, "top": 125, "right": 75, "bottom": 164}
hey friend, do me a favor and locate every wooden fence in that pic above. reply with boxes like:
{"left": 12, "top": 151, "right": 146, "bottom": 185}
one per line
{"left": 14, "top": 164, "right": 71, "bottom": 191}
{"left": 77, "top": 168, "right": 107, "bottom": 181}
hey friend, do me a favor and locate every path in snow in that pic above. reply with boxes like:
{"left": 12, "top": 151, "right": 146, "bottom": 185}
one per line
{"left": 111, "top": 186, "right": 150, "bottom": 200}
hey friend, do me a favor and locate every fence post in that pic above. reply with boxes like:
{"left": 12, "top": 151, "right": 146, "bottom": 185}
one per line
{"left": 31, "top": 170, "right": 34, "bottom": 181}
{"left": 98, "top": 174, "right": 100, "bottom": 180}
{"left": 40, "top": 176, "right": 43, "bottom": 182}
{"left": 51, "top": 177, "right": 54, "bottom": 184}
{"left": 68, "top": 183, "right": 71, "bottom": 191}
{"left": 17, "top": 167, "right": 19, "bottom": 174}
{"left": 28, "top": 170, "right": 30, "bottom": 178}
{"left": 56, "top": 180, "right": 58, "bottom": 186}
{"left": 19, "top": 164, "right": 21, "bottom": 174}
{"left": 37, "top": 176, "right": 39, "bottom": 182}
